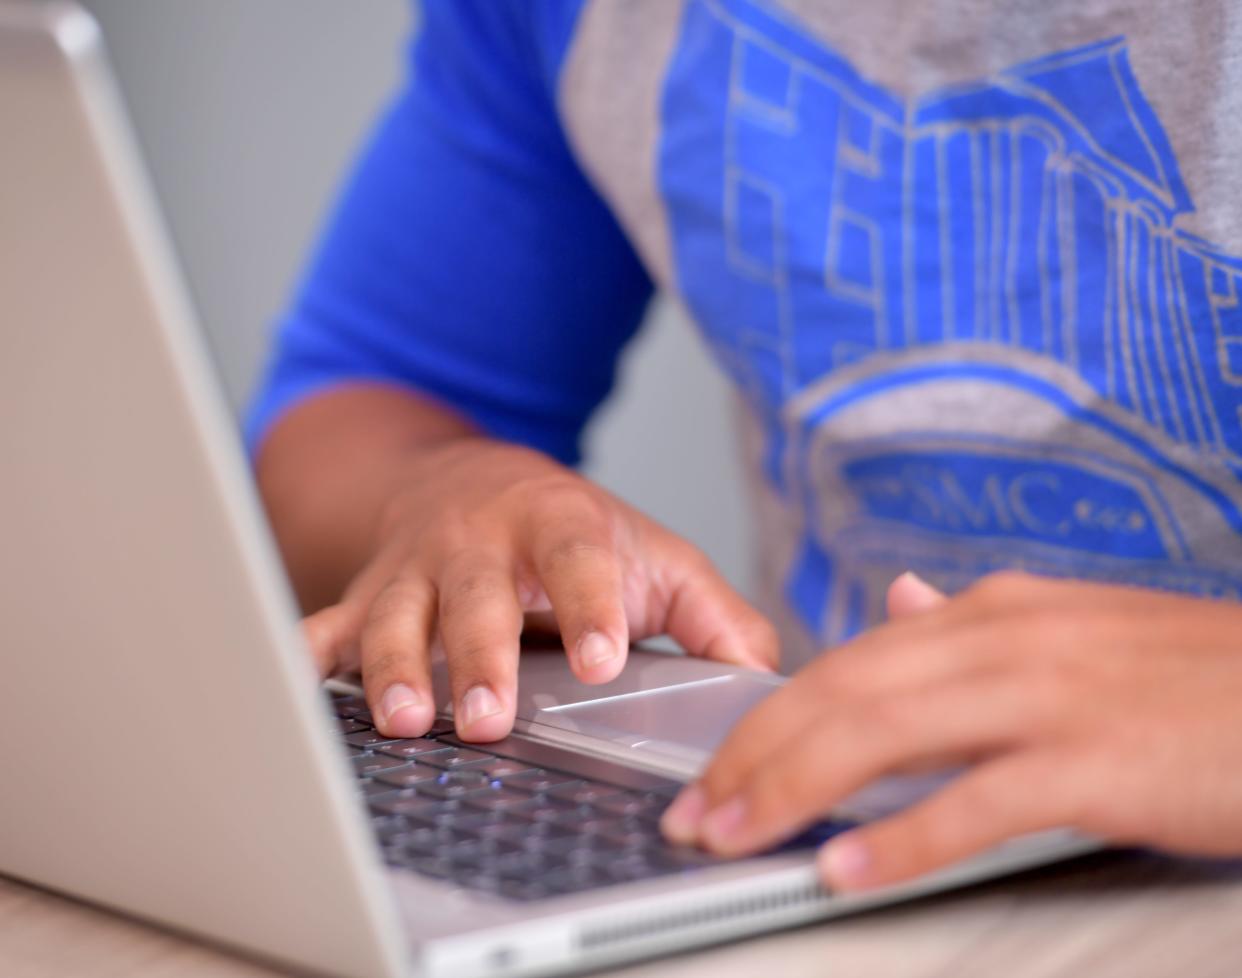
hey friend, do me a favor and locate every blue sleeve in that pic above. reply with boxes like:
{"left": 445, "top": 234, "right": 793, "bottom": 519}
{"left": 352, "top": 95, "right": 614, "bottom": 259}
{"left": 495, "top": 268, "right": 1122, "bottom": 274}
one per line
{"left": 244, "top": 0, "right": 653, "bottom": 465}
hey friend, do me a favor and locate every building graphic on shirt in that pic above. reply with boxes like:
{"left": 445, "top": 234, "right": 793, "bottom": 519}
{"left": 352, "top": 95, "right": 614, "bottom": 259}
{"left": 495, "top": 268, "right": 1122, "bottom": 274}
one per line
{"left": 659, "top": 0, "right": 1242, "bottom": 642}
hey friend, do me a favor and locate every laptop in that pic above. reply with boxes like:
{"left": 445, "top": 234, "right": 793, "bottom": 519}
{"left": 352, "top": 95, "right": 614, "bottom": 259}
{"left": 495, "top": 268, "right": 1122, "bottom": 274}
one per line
{"left": 0, "top": 4, "right": 1095, "bottom": 976}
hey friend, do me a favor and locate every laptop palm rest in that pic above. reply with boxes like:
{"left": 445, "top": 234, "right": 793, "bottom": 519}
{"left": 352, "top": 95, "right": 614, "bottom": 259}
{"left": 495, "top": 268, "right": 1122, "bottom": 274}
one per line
{"left": 430, "top": 646, "right": 781, "bottom": 766}
{"left": 431, "top": 645, "right": 953, "bottom": 815}
{"left": 537, "top": 674, "right": 776, "bottom": 753}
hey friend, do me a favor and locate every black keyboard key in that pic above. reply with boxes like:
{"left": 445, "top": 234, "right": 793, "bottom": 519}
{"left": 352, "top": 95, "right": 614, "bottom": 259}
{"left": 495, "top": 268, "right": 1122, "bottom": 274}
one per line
{"left": 345, "top": 730, "right": 402, "bottom": 750}
{"left": 597, "top": 824, "right": 660, "bottom": 850}
{"left": 435, "top": 768, "right": 492, "bottom": 787}
{"left": 337, "top": 717, "right": 370, "bottom": 734}
{"left": 463, "top": 788, "right": 541, "bottom": 813}
{"left": 547, "top": 782, "right": 623, "bottom": 805}
{"left": 427, "top": 717, "right": 458, "bottom": 737}
{"left": 593, "top": 792, "right": 668, "bottom": 820}
{"left": 450, "top": 811, "right": 514, "bottom": 834}
{"left": 513, "top": 799, "right": 579, "bottom": 824}
{"left": 368, "top": 790, "right": 414, "bottom": 815}
{"left": 502, "top": 772, "right": 583, "bottom": 793}
{"left": 376, "top": 738, "right": 454, "bottom": 760}
{"left": 373, "top": 764, "right": 443, "bottom": 789}
{"left": 410, "top": 803, "right": 471, "bottom": 827}
{"left": 449, "top": 836, "right": 525, "bottom": 862}
{"left": 397, "top": 823, "right": 473, "bottom": 848}
{"left": 403, "top": 831, "right": 458, "bottom": 856}
{"left": 651, "top": 845, "right": 721, "bottom": 870}
{"left": 414, "top": 780, "right": 491, "bottom": 801}
{"left": 405, "top": 855, "right": 456, "bottom": 879}
{"left": 370, "top": 792, "right": 456, "bottom": 819}
{"left": 371, "top": 816, "right": 416, "bottom": 845}
{"left": 476, "top": 758, "right": 542, "bottom": 780}
{"left": 358, "top": 779, "right": 398, "bottom": 798}
{"left": 563, "top": 813, "right": 621, "bottom": 834}
{"left": 331, "top": 695, "right": 368, "bottom": 717}
{"left": 351, "top": 753, "right": 410, "bottom": 777}
{"left": 418, "top": 747, "right": 495, "bottom": 769}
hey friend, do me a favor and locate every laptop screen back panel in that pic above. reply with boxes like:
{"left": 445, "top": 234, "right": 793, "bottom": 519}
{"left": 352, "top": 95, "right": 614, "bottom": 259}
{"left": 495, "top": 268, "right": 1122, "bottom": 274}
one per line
{"left": 0, "top": 7, "right": 407, "bottom": 976}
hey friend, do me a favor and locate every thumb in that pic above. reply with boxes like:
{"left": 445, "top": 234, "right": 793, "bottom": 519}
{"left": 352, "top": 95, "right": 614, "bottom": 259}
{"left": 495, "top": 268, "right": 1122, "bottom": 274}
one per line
{"left": 886, "top": 571, "right": 947, "bottom": 620}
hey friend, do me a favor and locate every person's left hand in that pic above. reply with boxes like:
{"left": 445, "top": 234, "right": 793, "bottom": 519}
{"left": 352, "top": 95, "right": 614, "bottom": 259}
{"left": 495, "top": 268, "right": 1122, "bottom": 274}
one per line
{"left": 660, "top": 571, "right": 1242, "bottom": 891}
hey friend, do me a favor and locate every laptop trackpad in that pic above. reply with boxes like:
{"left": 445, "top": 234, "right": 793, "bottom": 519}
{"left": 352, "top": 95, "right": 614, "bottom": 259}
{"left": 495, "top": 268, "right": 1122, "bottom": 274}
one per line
{"left": 534, "top": 673, "right": 777, "bottom": 757}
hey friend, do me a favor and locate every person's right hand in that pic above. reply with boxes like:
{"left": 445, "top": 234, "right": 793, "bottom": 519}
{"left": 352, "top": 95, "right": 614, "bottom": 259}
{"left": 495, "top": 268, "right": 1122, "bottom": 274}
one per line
{"left": 302, "top": 437, "right": 778, "bottom": 742}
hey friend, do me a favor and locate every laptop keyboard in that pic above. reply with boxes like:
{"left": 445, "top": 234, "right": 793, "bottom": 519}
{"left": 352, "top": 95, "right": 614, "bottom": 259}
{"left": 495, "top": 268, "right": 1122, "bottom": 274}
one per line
{"left": 330, "top": 691, "right": 850, "bottom": 902}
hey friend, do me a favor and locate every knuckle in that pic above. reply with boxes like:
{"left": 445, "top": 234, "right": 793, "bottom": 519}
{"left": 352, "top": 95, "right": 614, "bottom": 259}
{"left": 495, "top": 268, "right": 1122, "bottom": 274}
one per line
{"left": 359, "top": 582, "right": 430, "bottom": 665}
{"left": 811, "top": 642, "right": 866, "bottom": 683}
{"left": 700, "top": 740, "right": 755, "bottom": 805}
{"left": 741, "top": 614, "right": 780, "bottom": 657}
{"left": 533, "top": 487, "right": 615, "bottom": 537}
{"left": 439, "top": 596, "right": 521, "bottom": 652}
{"left": 439, "top": 567, "right": 505, "bottom": 619}
{"left": 517, "top": 473, "right": 585, "bottom": 511}
{"left": 303, "top": 604, "right": 347, "bottom": 647}
{"left": 439, "top": 581, "right": 496, "bottom": 618}
{"left": 540, "top": 537, "right": 613, "bottom": 573}
{"left": 696, "top": 748, "right": 748, "bottom": 803}
{"left": 367, "top": 579, "right": 421, "bottom": 624}
{"left": 862, "top": 696, "right": 910, "bottom": 741}
{"left": 878, "top": 816, "right": 937, "bottom": 872}
{"left": 441, "top": 628, "right": 515, "bottom": 676}
{"left": 427, "top": 514, "right": 474, "bottom": 553}
{"left": 954, "top": 774, "right": 1009, "bottom": 824}
{"left": 966, "top": 569, "right": 1031, "bottom": 606}
{"left": 443, "top": 636, "right": 490, "bottom": 667}
{"left": 666, "top": 536, "right": 715, "bottom": 577}
{"left": 1065, "top": 759, "right": 1122, "bottom": 835}
{"left": 361, "top": 647, "right": 406, "bottom": 680}
{"left": 750, "top": 764, "right": 812, "bottom": 822}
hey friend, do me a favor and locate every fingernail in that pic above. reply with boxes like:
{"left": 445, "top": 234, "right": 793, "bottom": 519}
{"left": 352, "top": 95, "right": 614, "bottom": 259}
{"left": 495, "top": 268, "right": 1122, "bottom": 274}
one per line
{"left": 895, "top": 571, "right": 945, "bottom": 605}
{"left": 459, "top": 684, "right": 503, "bottom": 728}
{"left": 820, "top": 834, "right": 873, "bottom": 890}
{"left": 378, "top": 683, "right": 426, "bottom": 729}
{"left": 577, "top": 631, "right": 619, "bottom": 670}
{"left": 660, "top": 784, "right": 706, "bottom": 843}
{"left": 700, "top": 797, "right": 748, "bottom": 849}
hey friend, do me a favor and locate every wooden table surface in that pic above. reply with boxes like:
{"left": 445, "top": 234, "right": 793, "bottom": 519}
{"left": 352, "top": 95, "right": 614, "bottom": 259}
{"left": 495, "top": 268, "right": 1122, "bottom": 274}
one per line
{"left": 5, "top": 851, "right": 1242, "bottom": 978}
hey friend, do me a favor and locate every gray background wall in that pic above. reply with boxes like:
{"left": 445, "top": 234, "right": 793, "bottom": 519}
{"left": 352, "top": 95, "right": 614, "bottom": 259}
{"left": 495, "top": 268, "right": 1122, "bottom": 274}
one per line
{"left": 79, "top": 0, "right": 754, "bottom": 596}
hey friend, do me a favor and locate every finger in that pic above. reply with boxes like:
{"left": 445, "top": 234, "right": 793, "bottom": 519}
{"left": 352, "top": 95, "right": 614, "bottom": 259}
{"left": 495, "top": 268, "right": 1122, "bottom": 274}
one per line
{"left": 359, "top": 574, "right": 437, "bottom": 738}
{"left": 302, "top": 542, "right": 413, "bottom": 679}
{"left": 886, "top": 571, "right": 947, "bottom": 619}
{"left": 658, "top": 539, "right": 779, "bottom": 671}
{"left": 674, "top": 609, "right": 997, "bottom": 820}
{"left": 819, "top": 752, "right": 1065, "bottom": 891}
{"left": 301, "top": 602, "right": 364, "bottom": 678}
{"left": 528, "top": 508, "right": 629, "bottom": 684}
{"left": 437, "top": 551, "right": 524, "bottom": 742}
{"left": 672, "top": 678, "right": 1033, "bottom": 855}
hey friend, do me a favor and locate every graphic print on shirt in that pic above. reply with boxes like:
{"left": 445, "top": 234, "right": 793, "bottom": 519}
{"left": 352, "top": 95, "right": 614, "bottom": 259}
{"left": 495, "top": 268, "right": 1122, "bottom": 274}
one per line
{"left": 658, "top": 0, "right": 1242, "bottom": 643}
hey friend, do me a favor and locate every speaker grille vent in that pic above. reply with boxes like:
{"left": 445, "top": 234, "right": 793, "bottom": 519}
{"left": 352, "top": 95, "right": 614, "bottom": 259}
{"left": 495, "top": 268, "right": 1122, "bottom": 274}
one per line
{"left": 578, "top": 880, "right": 830, "bottom": 952}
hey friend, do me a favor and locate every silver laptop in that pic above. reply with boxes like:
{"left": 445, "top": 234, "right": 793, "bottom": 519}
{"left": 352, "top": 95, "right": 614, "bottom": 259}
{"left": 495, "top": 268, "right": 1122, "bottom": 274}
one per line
{"left": 0, "top": 4, "right": 1095, "bottom": 977}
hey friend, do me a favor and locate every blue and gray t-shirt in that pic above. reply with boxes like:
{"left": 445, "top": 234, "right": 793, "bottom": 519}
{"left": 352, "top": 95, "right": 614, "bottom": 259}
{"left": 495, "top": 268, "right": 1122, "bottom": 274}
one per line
{"left": 249, "top": 0, "right": 1242, "bottom": 668}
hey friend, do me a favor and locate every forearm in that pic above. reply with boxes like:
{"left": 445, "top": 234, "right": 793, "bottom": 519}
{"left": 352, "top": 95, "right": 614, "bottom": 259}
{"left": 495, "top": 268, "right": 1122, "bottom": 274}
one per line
{"left": 254, "top": 383, "right": 477, "bottom": 612}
